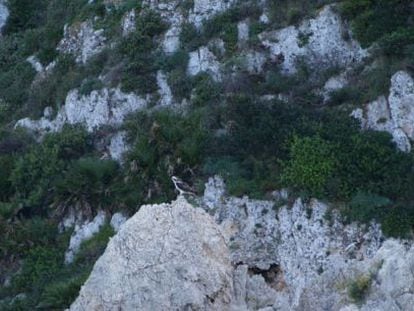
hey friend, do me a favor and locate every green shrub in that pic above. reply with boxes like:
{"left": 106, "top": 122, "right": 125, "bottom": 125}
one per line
{"left": 381, "top": 203, "right": 414, "bottom": 238}
{"left": 343, "top": 192, "right": 391, "bottom": 224}
{"left": 281, "top": 136, "right": 336, "bottom": 197}
{"left": 124, "top": 109, "right": 211, "bottom": 202}
{"left": 118, "top": 10, "right": 168, "bottom": 94}
{"left": 37, "top": 273, "right": 88, "bottom": 309}
{"left": 191, "top": 73, "right": 222, "bottom": 107}
{"left": 341, "top": 0, "right": 412, "bottom": 49}
{"left": 53, "top": 158, "right": 120, "bottom": 217}
{"left": 348, "top": 274, "right": 372, "bottom": 304}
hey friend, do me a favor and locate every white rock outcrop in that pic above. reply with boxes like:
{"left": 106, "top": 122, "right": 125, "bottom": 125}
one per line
{"left": 144, "top": 0, "right": 237, "bottom": 54}
{"left": 70, "top": 177, "right": 414, "bottom": 310}
{"left": 352, "top": 71, "right": 414, "bottom": 152}
{"left": 16, "top": 87, "right": 147, "bottom": 133}
{"left": 121, "top": 9, "right": 136, "bottom": 36}
{"left": 260, "top": 6, "right": 367, "bottom": 74}
{"left": 0, "top": 0, "right": 8, "bottom": 32}
{"left": 143, "top": 0, "right": 183, "bottom": 53}
{"left": 69, "top": 197, "right": 234, "bottom": 310}
{"left": 65, "top": 211, "right": 107, "bottom": 264}
{"left": 157, "top": 70, "right": 174, "bottom": 105}
{"left": 189, "top": 0, "right": 236, "bottom": 28}
{"left": 57, "top": 21, "right": 106, "bottom": 64}
{"left": 109, "top": 212, "right": 128, "bottom": 232}
{"left": 188, "top": 46, "right": 222, "bottom": 81}
{"left": 108, "top": 131, "right": 129, "bottom": 162}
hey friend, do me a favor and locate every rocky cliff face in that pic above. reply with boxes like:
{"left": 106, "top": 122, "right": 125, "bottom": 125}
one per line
{"left": 2, "top": 1, "right": 414, "bottom": 310}
{"left": 70, "top": 197, "right": 234, "bottom": 310}
{"left": 14, "top": 0, "right": 379, "bottom": 164}
{"left": 69, "top": 178, "right": 414, "bottom": 311}
{"left": 352, "top": 71, "right": 414, "bottom": 152}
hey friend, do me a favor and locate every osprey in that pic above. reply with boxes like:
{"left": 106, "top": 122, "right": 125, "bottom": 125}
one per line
{"left": 171, "top": 176, "right": 196, "bottom": 196}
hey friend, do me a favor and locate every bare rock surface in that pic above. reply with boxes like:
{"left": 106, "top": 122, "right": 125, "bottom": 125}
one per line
{"left": 69, "top": 197, "right": 234, "bottom": 310}
{"left": 69, "top": 177, "right": 414, "bottom": 310}
{"left": 0, "top": 0, "right": 8, "bottom": 32}
{"left": 353, "top": 71, "right": 414, "bottom": 152}
{"left": 57, "top": 20, "right": 106, "bottom": 64}
{"left": 260, "top": 6, "right": 367, "bottom": 74}
{"left": 65, "top": 211, "right": 107, "bottom": 264}
{"left": 16, "top": 88, "right": 147, "bottom": 133}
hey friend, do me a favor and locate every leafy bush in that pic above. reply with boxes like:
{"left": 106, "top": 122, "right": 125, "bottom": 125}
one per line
{"left": 53, "top": 158, "right": 120, "bottom": 217}
{"left": 10, "top": 126, "right": 91, "bottom": 215}
{"left": 348, "top": 274, "right": 372, "bottom": 304}
{"left": 37, "top": 274, "right": 88, "bottom": 309}
{"left": 281, "top": 136, "right": 336, "bottom": 197}
{"left": 124, "top": 109, "right": 210, "bottom": 202}
{"left": 342, "top": 192, "right": 392, "bottom": 224}
{"left": 118, "top": 10, "right": 168, "bottom": 94}
{"left": 341, "top": 0, "right": 412, "bottom": 49}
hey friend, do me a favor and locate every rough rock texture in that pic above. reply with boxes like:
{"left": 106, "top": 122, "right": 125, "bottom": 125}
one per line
{"left": 64, "top": 88, "right": 146, "bottom": 131}
{"left": 321, "top": 71, "right": 349, "bottom": 102}
{"left": 0, "top": 0, "right": 8, "bottom": 32}
{"left": 69, "top": 197, "right": 234, "bottom": 310}
{"left": 189, "top": 0, "right": 236, "bottom": 28}
{"left": 188, "top": 46, "right": 222, "bottom": 81}
{"left": 57, "top": 21, "right": 106, "bottom": 64}
{"left": 108, "top": 131, "right": 129, "bottom": 162}
{"left": 16, "top": 88, "right": 147, "bottom": 133}
{"left": 65, "top": 211, "right": 107, "bottom": 264}
{"left": 157, "top": 70, "right": 174, "bottom": 105}
{"left": 143, "top": 0, "right": 183, "bottom": 53}
{"left": 70, "top": 177, "right": 414, "bottom": 310}
{"left": 260, "top": 6, "right": 367, "bottom": 74}
{"left": 352, "top": 71, "right": 414, "bottom": 152}
{"left": 237, "top": 20, "right": 250, "bottom": 47}
{"left": 121, "top": 9, "right": 136, "bottom": 36}
{"left": 109, "top": 212, "right": 128, "bottom": 232}
{"left": 26, "top": 56, "right": 44, "bottom": 73}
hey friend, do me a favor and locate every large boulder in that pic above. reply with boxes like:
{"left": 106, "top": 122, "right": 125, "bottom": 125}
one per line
{"left": 69, "top": 197, "right": 234, "bottom": 310}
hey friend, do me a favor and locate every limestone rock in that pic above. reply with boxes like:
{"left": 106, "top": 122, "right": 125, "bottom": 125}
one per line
{"left": 352, "top": 71, "right": 414, "bottom": 152}
{"left": 57, "top": 21, "right": 106, "bottom": 64}
{"left": 69, "top": 197, "right": 234, "bottom": 310}
{"left": 108, "top": 131, "right": 129, "bottom": 162}
{"left": 69, "top": 177, "right": 414, "bottom": 310}
{"left": 109, "top": 212, "right": 128, "bottom": 232}
{"left": 16, "top": 87, "right": 147, "bottom": 134}
{"left": 121, "top": 9, "right": 136, "bottom": 36}
{"left": 389, "top": 71, "right": 414, "bottom": 141}
{"left": 188, "top": 46, "right": 221, "bottom": 81}
{"left": 65, "top": 211, "right": 107, "bottom": 264}
{"left": 322, "top": 71, "right": 349, "bottom": 102}
{"left": 0, "top": 0, "right": 8, "bottom": 32}
{"left": 157, "top": 70, "right": 174, "bottom": 105}
{"left": 237, "top": 20, "right": 250, "bottom": 47}
{"left": 260, "top": 6, "right": 367, "bottom": 74}
{"left": 143, "top": 0, "right": 183, "bottom": 54}
{"left": 189, "top": 0, "right": 236, "bottom": 28}
{"left": 26, "top": 56, "right": 44, "bottom": 73}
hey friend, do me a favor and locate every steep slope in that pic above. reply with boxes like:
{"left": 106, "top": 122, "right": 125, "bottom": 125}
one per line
{"left": 69, "top": 179, "right": 414, "bottom": 310}
{"left": 0, "top": 0, "right": 414, "bottom": 310}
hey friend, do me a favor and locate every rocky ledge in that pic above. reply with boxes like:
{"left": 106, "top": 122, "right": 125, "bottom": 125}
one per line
{"left": 69, "top": 178, "right": 414, "bottom": 311}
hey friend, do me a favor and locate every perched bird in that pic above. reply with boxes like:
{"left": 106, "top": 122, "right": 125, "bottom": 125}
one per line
{"left": 171, "top": 176, "right": 196, "bottom": 196}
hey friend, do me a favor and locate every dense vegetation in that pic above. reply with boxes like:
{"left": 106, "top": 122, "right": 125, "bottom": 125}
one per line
{"left": 0, "top": 0, "right": 414, "bottom": 309}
